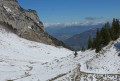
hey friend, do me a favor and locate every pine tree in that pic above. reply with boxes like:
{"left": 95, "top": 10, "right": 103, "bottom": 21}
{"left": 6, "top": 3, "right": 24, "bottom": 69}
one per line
{"left": 96, "top": 28, "right": 101, "bottom": 41}
{"left": 100, "top": 24, "right": 111, "bottom": 46}
{"left": 87, "top": 18, "right": 120, "bottom": 53}
{"left": 74, "top": 50, "right": 78, "bottom": 57}
{"left": 81, "top": 46, "right": 85, "bottom": 52}
{"left": 95, "top": 45, "right": 101, "bottom": 53}
{"left": 95, "top": 36, "right": 101, "bottom": 53}
{"left": 95, "top": 28, "right": 101, "bottom": 53}
{"left": 105, "top": 23, "right": 111, "bottom": 45}
{"left": 111, "top": 18, "right": 115, "bottom": 40}
{"left": 110, "top": 18, "right": 119, "bottom": 40}
{"left": 92, "top": 38, "right": 96, "bottom": 49}
{"left": 88, "top": 35, "right": 92, "bottom": 49}
{"left": 105, "top": 22, "right": 110, "bottom": 29}
{"left": 115, "top": 19, "right": 120, "bottom": 38}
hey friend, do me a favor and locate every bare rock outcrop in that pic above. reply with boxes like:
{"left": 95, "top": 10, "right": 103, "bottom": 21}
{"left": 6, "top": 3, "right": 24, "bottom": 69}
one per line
{"left": 0, "top": 0, "right": 72, "bottom": 49}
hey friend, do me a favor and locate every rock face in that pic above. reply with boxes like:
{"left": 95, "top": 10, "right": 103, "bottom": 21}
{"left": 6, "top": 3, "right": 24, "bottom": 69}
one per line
{"left": 0, "top": 0, "right": 71, "bottom": 49}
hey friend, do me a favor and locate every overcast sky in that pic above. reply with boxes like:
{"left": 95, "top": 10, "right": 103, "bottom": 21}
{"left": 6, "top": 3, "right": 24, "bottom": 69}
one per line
{"left": 17, "top": 0, "right": 120, "bottom": 27}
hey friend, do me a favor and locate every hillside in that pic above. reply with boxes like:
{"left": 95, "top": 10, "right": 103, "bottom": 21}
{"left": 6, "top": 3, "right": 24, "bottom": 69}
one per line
{"left": 0, "top": 24, "right": 119, "bottom": 81}
{"left": 54, "top": 40, "right": 120, "bottom": 81}
{"left": 64, "top": 28, "right": 98, "bottom": 50}
{"left": 0, "top": 24, "right": 74, "bottom": 81}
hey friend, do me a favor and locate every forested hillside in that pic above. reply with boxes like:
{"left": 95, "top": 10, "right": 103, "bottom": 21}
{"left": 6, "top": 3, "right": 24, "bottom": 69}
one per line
{"left": 88, "top": 18, "right": 120, "bottom": 52}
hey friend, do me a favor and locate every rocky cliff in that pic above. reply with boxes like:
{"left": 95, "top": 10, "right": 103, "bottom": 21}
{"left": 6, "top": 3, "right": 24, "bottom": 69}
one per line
{"left": 0, "top": 0, "right": 71, "bottom": 49}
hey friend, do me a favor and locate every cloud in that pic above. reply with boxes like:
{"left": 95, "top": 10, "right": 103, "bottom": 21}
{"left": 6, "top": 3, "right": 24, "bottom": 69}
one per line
{"left": 91, "top": 20, "right": 106, "bottom": 25}
{"left": 43, "top": 22, "right": 62, "bottom": 27}
{"left": 44, "top": 22, "right": 87, "bottom": 28}
{"left": 44, "top": 20, "right": 106, "bottom": 28}
{"left": 85, "top": 17, "right": 96, "bottom": 20}
{"left": 99, "top": 16, "right": 104, "bottom": 19}
{"left": 85, "top": 16, "right": 104, "bottom": 21}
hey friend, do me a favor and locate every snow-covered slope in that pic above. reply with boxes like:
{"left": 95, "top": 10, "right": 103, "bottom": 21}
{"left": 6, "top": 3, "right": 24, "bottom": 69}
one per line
{"left": 78, "top": 45, "right": 120, "bottom": 74}
{"left": 0, "top": 25, "right": 75, "bottom": 81}
{"left": 55, "top": 42, "right": 120, "bottom": 81}
{"left": 85, "top": 43, "right": 120, "bottom": 74}
{"left": 0, "top": 24, "right": 120, "bottom": 81}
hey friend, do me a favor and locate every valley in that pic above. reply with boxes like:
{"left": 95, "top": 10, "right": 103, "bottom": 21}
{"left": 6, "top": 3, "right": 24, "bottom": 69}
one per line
{"left": 0, "top": 0, "right": 120, "bottom": 81}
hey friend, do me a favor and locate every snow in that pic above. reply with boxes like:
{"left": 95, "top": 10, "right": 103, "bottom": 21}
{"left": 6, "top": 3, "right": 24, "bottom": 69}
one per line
{"left": 0, "top": 24, "right": 119, "bottom": 81}
{"left": 28, "top": 26, "right": 32, "bottom": 29}
{"left": 70, "top": 40, "right": 120, "bottom": 74}
{"left": 3, "top": 6, "right": 12, "bottom": 13}
{"left": 84, "top": 39, "right": 120, "bottom": 74}
{"left": 78, "top": 47, "right": 120, "bottom": 74}
{"left": 0, "top": 25, "right": 75, "bottom": 81}
{"left": 3, "top": 6, "right": 16, "bottom": 17}
{"left": 37, "top": 22, "right": 39, "bottom": 24}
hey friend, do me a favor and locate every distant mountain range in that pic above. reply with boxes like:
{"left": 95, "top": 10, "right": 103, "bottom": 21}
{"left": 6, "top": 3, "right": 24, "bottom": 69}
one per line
{"left": 45, "top": 24, "right": 103, "bottom": 41}
{"left": 63, "top": 28, "right": 98, "bottom": 50}
{"left": 45, "top": 25, "right": 103, "bottom": 50}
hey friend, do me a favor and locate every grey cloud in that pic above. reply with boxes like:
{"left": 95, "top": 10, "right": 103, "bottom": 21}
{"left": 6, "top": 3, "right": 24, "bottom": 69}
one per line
{"left": 44, "top": 21, "right": 106, "bottom": 28}
{"left": 85, "top": 17, "right": 104, "bottom": 20}
{"left": 85, "top": 17, "right": 96, "bottom": 20}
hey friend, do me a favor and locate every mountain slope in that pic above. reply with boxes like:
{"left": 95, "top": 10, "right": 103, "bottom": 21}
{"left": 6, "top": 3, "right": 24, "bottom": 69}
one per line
{"left": 0, "top": 25, "right": 74, "bottom": 81}
{"left": 0, "top": 0, "right": 71, "bottom": 49}
{"left": 55, "top": 40, "right": 120, "bottom": 81}
{"left": 0, "top": 25, "right": 119, "bottom": 81}
{"left": 64, "top": 28, "right": 97, "bottom": 50}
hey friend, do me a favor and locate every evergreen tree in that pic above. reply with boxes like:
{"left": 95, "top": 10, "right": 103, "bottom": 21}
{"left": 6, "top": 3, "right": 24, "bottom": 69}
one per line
{"left": 74, "top": 50, "right": 78, "bottom": 57}
{"left": 105, "top": 22, "right": 110, "bottom": 29}
{"left": 111, "top": 18, "right": 116, "bottom": 40}
{"left": 81, "top": 46, "right": 85, "bottom": 52}
{"left": 96, "top": 28, "right": 101, "bottom": 42}
{"left": 100, "top": 24, "right": 111, "bottom": 46}
{"left": 115, "top": 19, "right": 120, "bottom": 38}
{"left": 88, "top": 35, "right": 92, "bottom": 49}
{"left": 95, "top": 28, "right": 101, "bottom": 53}
{"left": 95, "top": 36, "right": 101, "bottom": 53}
{"left": 110, "top": 18, "right": 119, "bottom": 40}
{"left": 92, "top": 38, "right": 96, "bottom": 49}
{"left": 105, "top": 23, "right": 111, "bottom": 45}
{"left": 95, "top": 45, "right": 101, "bottom": 53}
{"left": 87, "top": 18, "right": 120, "bottom": 53}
